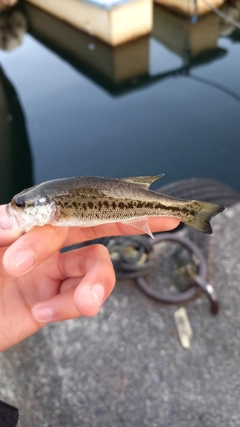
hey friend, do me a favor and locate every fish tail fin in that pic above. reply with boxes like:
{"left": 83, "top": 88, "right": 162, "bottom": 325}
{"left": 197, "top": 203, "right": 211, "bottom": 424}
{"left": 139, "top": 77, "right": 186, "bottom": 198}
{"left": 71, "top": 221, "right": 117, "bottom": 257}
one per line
{"left": 182, "top": 201, "right": 226, "bottom": 235}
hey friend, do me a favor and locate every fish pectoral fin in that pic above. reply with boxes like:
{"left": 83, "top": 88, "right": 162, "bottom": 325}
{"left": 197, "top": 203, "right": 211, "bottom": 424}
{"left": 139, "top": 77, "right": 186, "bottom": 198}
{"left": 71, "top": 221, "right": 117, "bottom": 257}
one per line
{"left": 121, "top": 217, "right": 154, "bottom": 239}
{"left": 121, "top": 174, "right": 164, "bottom": 189}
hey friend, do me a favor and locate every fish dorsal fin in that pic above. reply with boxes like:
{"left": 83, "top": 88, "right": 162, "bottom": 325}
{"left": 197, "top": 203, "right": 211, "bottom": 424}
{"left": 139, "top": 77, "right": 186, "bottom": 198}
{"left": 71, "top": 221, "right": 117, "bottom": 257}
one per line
{"left": 121, "top": 174, "right": 164, "bottom": 189}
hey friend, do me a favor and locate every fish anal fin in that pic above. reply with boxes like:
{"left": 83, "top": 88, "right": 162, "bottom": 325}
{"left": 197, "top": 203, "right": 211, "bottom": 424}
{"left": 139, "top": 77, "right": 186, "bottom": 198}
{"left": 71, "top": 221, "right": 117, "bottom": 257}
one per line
{"left": 122, "top": 174, "right": 164, "bottom": 189}
{"left": 121, "top": 217, "right": 154, "bottom": 239}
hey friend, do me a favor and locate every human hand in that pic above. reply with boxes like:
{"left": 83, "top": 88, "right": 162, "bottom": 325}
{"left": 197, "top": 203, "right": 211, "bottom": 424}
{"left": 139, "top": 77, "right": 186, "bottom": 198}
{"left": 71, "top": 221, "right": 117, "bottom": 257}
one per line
{"left": 0, "top": 205, "right": 179, "bottom": 351}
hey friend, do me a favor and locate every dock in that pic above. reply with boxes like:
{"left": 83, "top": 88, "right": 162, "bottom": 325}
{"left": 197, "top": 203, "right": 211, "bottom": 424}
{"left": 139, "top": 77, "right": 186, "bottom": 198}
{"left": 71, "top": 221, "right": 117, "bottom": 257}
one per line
{"left": 154, "top": 0, "right": 225, "bottom": 16}
{"left": 24, "top": 0, "right": 226, "bottom": 45}
{"left": 25, "top": 0, "right": 153, "bottom": 46}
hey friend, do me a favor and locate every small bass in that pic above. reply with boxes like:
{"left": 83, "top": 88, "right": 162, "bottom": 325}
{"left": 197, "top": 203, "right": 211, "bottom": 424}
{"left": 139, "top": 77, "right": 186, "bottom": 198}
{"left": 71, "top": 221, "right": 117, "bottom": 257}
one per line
{"left": 6, "top": 174, "right": 225, "bottom": 236}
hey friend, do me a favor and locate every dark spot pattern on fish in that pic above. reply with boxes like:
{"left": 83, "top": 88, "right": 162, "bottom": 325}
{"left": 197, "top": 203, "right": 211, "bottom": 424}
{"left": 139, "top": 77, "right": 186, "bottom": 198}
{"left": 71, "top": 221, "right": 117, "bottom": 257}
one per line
{"left": 56, "top": 200, "right": 65, "bottom": 209}
{"left": 7, "top": 174, "right": 225, "bottom": 235}
{"left": 145, "top": 202, "right": 154, "bottom": 209}
{"left": 152, "top": 203, "right": 186, "bottom": 213}
{"left": 72, "top": 201, "right": 78, "bottom": 209}
{"left": 127, "top": 202, "right": 134, "bottom": 209}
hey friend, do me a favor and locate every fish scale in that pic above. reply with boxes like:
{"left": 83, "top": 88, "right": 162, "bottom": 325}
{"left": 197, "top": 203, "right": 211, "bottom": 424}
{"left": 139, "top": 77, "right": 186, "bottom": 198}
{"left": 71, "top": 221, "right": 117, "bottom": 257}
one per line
{"left": 5, "top": 175, "right": 226, "bottom": 235}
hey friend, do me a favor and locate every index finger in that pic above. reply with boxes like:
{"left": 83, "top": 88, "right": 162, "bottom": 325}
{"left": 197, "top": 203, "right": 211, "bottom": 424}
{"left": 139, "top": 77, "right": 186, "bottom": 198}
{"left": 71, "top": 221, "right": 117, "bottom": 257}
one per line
{"left": 63, "top": 217, "right": 180, "bottom": 245}
{"left": 3, "top": 217, "right": 179, "bottom": 277}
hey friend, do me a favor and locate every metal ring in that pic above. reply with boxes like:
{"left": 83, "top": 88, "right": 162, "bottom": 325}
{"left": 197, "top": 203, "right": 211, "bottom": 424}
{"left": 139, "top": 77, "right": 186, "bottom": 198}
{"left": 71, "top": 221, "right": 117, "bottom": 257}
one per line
{"left": 135, "top": 233, "right": 218, "bottom": 313}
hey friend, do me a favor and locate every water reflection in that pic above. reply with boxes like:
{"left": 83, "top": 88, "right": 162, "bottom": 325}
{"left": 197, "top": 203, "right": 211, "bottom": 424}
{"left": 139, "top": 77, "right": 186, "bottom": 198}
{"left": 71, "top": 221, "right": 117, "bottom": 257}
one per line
{"left": 1, "top": 2, "right": 240, "bottom": 95}
{"left": 0, "top": 66, "right": 33, "bottom": 203}
{"left": 0, "top": 6, "right": 27, "bottom": 51}
{"left": 153, "top": 5, "right": 222, "bottom": 62}
{"left": 1, "top": 2, "right": 239, "bottom": 97}
{"left": 23, "top": 2, "right": 150, "bottom": 96}
{"left": 0, "top": 2, "right": 239, "bottom": 193}
{"left": 21, "top": 2, "right": 236, "bottom": 96}
{"left": 219, "top": 1, "right": 240, "bottom": 36}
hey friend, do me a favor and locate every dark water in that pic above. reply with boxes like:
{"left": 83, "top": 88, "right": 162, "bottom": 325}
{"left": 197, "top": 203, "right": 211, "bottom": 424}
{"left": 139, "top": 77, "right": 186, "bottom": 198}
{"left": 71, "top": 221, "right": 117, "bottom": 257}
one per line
{"left": 0, "top": 3, "right": 240, "bottom": 204}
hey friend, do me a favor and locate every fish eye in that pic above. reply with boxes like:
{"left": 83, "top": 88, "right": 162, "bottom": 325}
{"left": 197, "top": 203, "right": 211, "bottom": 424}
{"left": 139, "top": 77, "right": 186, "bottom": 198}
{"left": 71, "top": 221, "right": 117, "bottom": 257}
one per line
{"left": 14, "top": 197, "right": 26, "bottom": 209}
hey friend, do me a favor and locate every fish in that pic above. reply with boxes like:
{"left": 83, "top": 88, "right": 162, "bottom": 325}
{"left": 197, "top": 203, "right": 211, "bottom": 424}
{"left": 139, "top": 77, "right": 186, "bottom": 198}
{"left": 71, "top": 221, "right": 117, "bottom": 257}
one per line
{"left": 5, "top": 174, "right": 226, "bottom": 237}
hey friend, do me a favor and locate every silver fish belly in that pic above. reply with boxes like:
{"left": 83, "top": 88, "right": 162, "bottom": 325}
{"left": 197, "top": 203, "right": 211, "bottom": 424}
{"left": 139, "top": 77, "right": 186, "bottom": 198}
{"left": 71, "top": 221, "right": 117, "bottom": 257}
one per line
{"left": 6, "top": 174, "right": 226, "bottom": 236}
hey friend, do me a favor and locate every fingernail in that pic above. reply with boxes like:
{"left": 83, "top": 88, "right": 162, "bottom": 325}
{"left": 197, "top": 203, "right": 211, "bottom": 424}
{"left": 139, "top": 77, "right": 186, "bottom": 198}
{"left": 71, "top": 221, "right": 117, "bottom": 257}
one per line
{"left": 32, "top": 306, "right": 54, "bottom": 323}
{"left": 12, "top": 250, "right": 35, "bottom": 273}
{"left": 91, "top": 284, "right": 104, "bottom": 306}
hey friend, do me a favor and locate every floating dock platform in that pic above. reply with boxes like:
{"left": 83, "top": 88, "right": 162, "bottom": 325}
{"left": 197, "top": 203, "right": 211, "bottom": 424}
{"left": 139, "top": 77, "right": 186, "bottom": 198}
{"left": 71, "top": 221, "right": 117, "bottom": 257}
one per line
{"left": 154, "top": 0, "right": 225, "bottom": 16}
{"left": 24, "top": 0, "right": 153, "bottom": 46}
